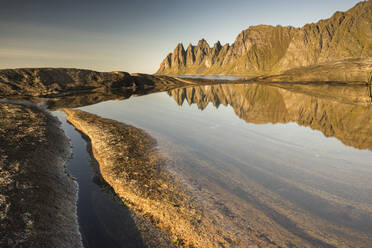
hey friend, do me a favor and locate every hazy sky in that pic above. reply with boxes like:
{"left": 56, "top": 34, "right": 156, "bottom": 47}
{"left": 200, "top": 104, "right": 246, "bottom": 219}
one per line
{"left": 0, "top": 0, "right": 361, "bottom": 73}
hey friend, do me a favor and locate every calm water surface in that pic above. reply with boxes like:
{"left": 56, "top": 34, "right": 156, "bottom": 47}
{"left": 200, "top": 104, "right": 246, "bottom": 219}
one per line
{"left": 53, "top": 83, "right": 372, "bottom": 247}
{"left": 53, "top": 111, "right": 149, "bottom": 248}
{"left": 177, "top": 75, "right": 242, "bottom": 80}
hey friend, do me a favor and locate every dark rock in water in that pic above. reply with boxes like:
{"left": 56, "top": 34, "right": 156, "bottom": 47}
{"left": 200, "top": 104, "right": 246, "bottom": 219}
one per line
{"left": 157, "top": 0, "right": 372, "bottom": 78}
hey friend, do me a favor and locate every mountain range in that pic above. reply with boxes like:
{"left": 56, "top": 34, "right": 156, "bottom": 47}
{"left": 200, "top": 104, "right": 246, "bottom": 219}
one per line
{"left": 157, "top": 0, "right": 372, "bottom": 76}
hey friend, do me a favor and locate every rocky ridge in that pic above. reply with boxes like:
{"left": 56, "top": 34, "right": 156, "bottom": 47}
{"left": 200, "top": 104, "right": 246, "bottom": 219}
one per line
{"left": 0, "top": 68, "right": 193, "bottom": 97}
{"left": 157, "top": 0, "right": 372, "bottom": 76}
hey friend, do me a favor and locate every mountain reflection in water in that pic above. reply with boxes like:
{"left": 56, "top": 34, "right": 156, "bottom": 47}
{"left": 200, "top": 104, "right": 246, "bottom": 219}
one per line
{"left": 162, "top": 83, "right": 372, "bottom": 247}
{"left": 43, "top": 82, "right": 372, "bottom": 247}
{"left": 168, "top": 83, "right": 372, "bottom": 151}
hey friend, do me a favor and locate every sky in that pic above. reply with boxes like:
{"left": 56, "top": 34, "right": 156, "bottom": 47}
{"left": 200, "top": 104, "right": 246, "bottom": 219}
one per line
{"left": 0, "top": 0, "right": 361, "bottom": 73}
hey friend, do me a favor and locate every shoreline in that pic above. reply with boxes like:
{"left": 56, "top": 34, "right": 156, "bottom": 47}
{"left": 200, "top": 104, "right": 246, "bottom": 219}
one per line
{"left": 63, "top": 108, "right": 246, "bottom": 247}
{"left": 0, "top": 102, "right": 82, "bottom": 247}
{"left": 0, "top": 68, "right": 192, "bottom": 98}
{"left": 62, "top": 113, "right": 177, "bottom": 248}
{"left": 157, "top": 58, "right": 372, "bottom": 85}
{"left": 1, "top": 75, "right": 371, "bottom": 247}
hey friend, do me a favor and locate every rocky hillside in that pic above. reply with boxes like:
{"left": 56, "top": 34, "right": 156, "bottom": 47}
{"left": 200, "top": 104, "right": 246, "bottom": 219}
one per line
{"left": 0, "top": 68, "right": 191, "bottom": 97}
{"left": 157, "top": 0, "right": 372, "bottom": 75}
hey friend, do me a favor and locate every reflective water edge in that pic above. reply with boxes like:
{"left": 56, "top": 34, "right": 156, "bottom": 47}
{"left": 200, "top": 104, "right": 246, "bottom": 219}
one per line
{"left": 50, "top": 82, "right": 372, "bottom": 247}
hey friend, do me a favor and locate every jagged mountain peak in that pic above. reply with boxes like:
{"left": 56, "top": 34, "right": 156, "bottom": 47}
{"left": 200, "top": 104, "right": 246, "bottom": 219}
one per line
{"left": 197, "top": 38, "right": 210, "bottom": 48}
{"left": 156, "top": 0, "right": 371, "bottom": 75}
{"left": 174, "top": 43, "right": 185, "bottom": 52}
{"left": 213, "top": 41, "right": 222, "bottom": 50}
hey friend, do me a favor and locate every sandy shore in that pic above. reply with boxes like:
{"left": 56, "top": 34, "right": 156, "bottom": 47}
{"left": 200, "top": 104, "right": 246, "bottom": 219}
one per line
{"left": 0, "top": 102, "right": 82, "bottom": 247}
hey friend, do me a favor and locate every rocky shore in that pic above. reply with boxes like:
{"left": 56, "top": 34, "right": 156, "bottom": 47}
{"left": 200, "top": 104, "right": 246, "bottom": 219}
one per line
{"left": 0, "top": 102, "right": 82, "bottom": 247}
{"left": 1, "top": 66, "right": 370, "bottom": 247}
{"left": 0, "top": 68, "right": 209, "bottom": 248}
{"left": 64, "top": 109, "right": 251, "bottom": 248}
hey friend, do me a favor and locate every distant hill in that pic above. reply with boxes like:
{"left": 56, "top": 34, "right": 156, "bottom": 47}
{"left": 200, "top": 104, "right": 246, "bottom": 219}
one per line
{"left": 156, "top": 0, "right": 372, "bottom": 75}
{"left": 0, "top": 68, "right": 189, "bottom": 97}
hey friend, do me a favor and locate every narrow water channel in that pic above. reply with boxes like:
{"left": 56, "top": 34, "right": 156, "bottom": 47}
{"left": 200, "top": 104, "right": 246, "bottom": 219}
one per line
{"left": 52, "top": 111, "right": 147, "bottom": 248}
